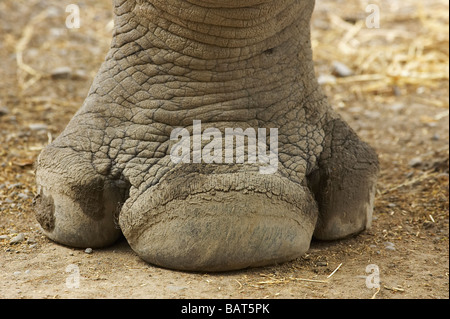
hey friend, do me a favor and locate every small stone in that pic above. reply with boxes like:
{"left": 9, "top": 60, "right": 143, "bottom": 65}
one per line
{"left": 316, "top": 261, "right": 328, "bottom": 267}
{"left": 416, "top": 86, "right": 426, "bottom": 94}
{"left": 51, "top": 66, "right": 72, "bottom": 79}
{"left": 10, "top": 233, "right": 25, "bottom": 245}
{"left": 0, "top": 235, "right": 9, "bottom": 240}
{"left": 364, "top": 110, "right": 381, "bottom": 120}
{"left": 72, "top": 69, "right": 88, "bottom": 80}
{"left": 409, "top": 157, "right": 423, "bottom": 168}
{"left": 49, "top": 28, "right": 66, "bottom": 37}
{"left": 384, "top": 242, "right": 396, "bottom": 251}
{"left": 85, "top": 248, "right": 93, "bottom": 254}
{"left": 17, "top": 193, "right": 29, "bottom": 200}
{"left": 167, "top": 285, "right": 188, "bottom": 292}
{"left": 390, "top": 103, "right": 405, "bottom": 112}
{"left": 332, "top": 61, "right": 354, "bottom": 77}
{"left": 13, "top": 271, "right": 21, "bottom": 276}
{"left": 317, "top": 74, "right": 337, "bottom": 85}
{"left": 7, "top": 183, "right": 23, "bottom": 190}
{"left": 0, "top": 106, "right": 9, "bottom": 116}
{"left": 387, "top": 203, "right": 396, "bottom": 208}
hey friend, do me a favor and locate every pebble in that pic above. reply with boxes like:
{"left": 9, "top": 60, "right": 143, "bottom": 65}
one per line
{"left": 7, "top": 183, "right": 23, "bottom": 189}
{"left": 46, "top": 6, "right": 63, "bottom": 18}
{"left": 49, "top": 28, "right": 66, "bottom": 37}
{"left": 317, "top": 74, "right": 337, "bottom": 85}
{"left": 0, "top": 235, "right": 9, "bottom": 240}
{"left": 17, "top": 193, "right": 29, "bottom": 200}
{"left": 167, "top": 285, "right": 188, "bottom": 292}
{"left": 364, "top": 110, "right": 381, "bottom": 120}
{"left": 10, "top": 233, "right": 25, "bottom": 245}
{"left": 0, "top": 106, "right": 9, "bottom": 116}
{"left": 51, "top": 66, "right": 72, "bottom": 79}
{"left": 432, "top": 134, "right": 440, "bottom": 141}
{"left": 384, "top": 242, "right": 396, "bottom": 251}
{"left": 390, "top": 103, "right": 405, "bottom": 112}
{"left": 393, "top": 86, "right": 402, "bottom": 96}
{"left": 332, "top": 61, "right": 354, "bottom": 77}
{"left": 85, "top": 248, "right": 93, "bottom": 254}
{"left": 409, "top": 157, "right": 423, "bottom": 168}
{"left": 72, "top": 69, "right": 88, "bottom": 80}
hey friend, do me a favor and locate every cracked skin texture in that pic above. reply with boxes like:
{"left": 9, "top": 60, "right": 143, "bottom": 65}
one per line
{"left": 34, "top": 0, "right": 379, "bottom": 272}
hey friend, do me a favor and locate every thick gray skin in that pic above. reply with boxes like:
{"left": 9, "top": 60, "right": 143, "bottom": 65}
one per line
{"left": 34, "top": 0, "right": 379, "bottom": 272}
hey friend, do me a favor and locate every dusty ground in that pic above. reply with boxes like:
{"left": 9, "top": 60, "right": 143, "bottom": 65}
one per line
{"left": 0, "top": 0, "right": 448, "bottom": 299}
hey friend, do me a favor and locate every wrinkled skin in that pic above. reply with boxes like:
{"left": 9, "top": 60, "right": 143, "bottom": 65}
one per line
{"left": 34, "top": 0, "right": 379, "bottom": 272}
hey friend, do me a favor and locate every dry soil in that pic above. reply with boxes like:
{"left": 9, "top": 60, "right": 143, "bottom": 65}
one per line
{"left": 0, "top": 0, "right": 448, "bottom": 299}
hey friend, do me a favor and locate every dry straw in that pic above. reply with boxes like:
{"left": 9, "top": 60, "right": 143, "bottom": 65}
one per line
{"left": 7, "top": 0, "right": 449, "bottom": 110}
{"left": 312, "top": 0, "right": 449, "bottom": 105}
